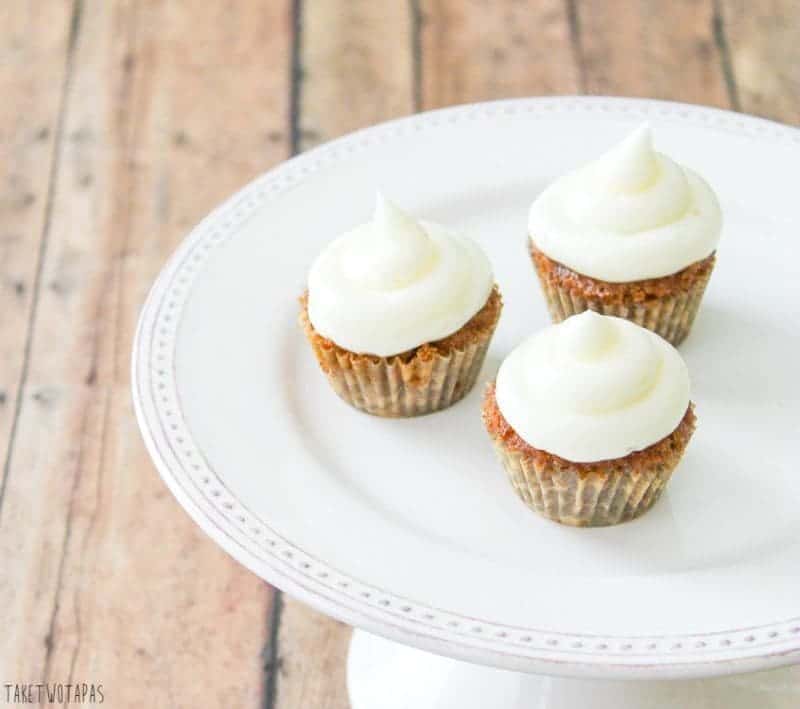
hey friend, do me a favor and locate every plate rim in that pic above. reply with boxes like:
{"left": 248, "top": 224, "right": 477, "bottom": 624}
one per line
{"left": 132, "top": 95, "right": 800, "bottom": 679}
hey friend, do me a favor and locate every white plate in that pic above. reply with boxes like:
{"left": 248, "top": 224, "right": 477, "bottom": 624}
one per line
{"left": 133, "top": 97, "right": 800, "bottom": 679}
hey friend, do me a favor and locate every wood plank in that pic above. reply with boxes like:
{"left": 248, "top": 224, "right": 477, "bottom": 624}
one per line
{"left": 270, "top": 599, "right": 351, "bottom": 709}
{"left": 0, "top": 0, "right": 291, "bottom": 705}
{"left": 272, "top": 1, "right": 418, "bottom": 706}
{"left": 297, "top": 0, "right": 416, "bottom": 150}
{"left": 718, "top": 0, "right": 800, "bottom": 123}
{"left": 574, "top": 0, "right": 730, "bottom": 107}
{"left": 419, "top": 0, "right": 581, "bottom": 108}
{"left": 0, "top": 0, "right": 74, "bottom": 503}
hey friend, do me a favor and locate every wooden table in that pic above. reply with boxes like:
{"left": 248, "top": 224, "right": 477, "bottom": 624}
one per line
{"left": 1, "top": 1, "right": 797, "bottom": 706}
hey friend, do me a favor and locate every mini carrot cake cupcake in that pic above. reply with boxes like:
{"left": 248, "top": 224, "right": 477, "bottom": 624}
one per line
{"left": 528, "top": 124, "right": 721, "bottom": 345}
{"left": 301, "top": 194, "right": 501, "bottom": 417}
{"left": 482, "top": 311, "right": 695, "bottom": 527}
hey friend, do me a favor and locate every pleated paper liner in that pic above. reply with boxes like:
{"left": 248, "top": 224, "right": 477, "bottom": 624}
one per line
{"left": 493, "top": 443, "right": 685, "bottom": 526}
{"left": 530, "top": 245, "right": 715, "bottom": 346}
{"left": 308, "top": 336, "right": 493, "bottom": 417}
{"left": 300, "top": 288, "right": 502, "bottom": 417}
{"left": 483, "top": 387, "right": 696, "bottom": 527}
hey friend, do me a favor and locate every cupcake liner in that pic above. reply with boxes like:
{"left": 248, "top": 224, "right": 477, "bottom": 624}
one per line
{"left": 308, "top": 336, "right": 493, "bottom": 417}
{"left": 491, "top": 438, "right": 688, "bottom": 527}
{"left": 532, "top": 253, "right": 714, "bottom": 346}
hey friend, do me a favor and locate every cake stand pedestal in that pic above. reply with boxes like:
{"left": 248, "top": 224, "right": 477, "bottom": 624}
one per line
{"left": 347, "top": 630, "right": 798, "bottom": 709}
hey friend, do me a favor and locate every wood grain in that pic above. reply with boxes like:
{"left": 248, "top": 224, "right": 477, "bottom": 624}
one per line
{"left": 0, "top": 0, "right": 290, "bottom": 705}
{"left": 297, "top": 0, "right": 416, "bottom": 150}
{"left": 719, "top": 0, "right": 800, "bottom": 122}
{"left": 0, "top": 0, "right": 74, "bottom": 511}
{"left": 419, "top": 0, "right": 580, "bottom": 108}
{"left": 574, "top": 0, "right": 730, "bottom": 107}
{"left": 272, "top": 600, "right": 351, "bottom": 709}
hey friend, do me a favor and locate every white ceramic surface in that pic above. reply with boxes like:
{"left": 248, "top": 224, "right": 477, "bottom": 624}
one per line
{"left": 347, "top": 631, "right": 800, "bottom": 709}
{"left": 133, "top": 97, "right": 800, "bottom": 679}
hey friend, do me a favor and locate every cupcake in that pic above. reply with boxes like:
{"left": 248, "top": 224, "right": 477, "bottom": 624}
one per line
{"left": 528, "top": 124, "right": 721, "bottom": 345}
{"left": 482, "top": 311, "right": 695, "bottom": 527}
{"left": 301, "top": 194, "right": 501, "bottom": 417}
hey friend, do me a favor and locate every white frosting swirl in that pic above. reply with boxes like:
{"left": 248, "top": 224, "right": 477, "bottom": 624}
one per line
{"left": 495, "top": 311, "right": 690, "bottom": 462}
{"left": 308, "top": 195, "right": 493, "bottom": 356}
{"left": 528, "top": 124, "right": 722, "bottom": 282}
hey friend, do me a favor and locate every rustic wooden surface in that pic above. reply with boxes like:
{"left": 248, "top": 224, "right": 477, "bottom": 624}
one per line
{"left": 1, "top": 1, "right": 798, "bottom": 707}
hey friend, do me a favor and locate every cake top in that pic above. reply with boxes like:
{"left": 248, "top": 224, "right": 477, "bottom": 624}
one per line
{"left": 528, "top": 124, "right": 722, "bottom": 282}
{"left": 495, "top": 311, "right": 690, "bottom": 462}
{"left": 307, "top": 194, "right": 493, "bottom": 357}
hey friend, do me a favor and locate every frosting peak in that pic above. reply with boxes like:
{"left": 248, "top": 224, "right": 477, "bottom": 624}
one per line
{"left": 341, "top": 195, "right": 438, "bottom": 290}
{"left": 374, "top": 192, "right": 424, "bottom": 242}
{"left": 529, "top": 124, "right": 721, "bottom": 282}
{"left": 589, "top": 123, "right": 658, "bottom": 193}
{"left": 495, "top": 312, "right": 689, "bottom": 462}
{"left": 558, "top": 309, "right": 618, "bottom": 361}
{"left": 308, "top": 194, "right": 493, "bottom": 356}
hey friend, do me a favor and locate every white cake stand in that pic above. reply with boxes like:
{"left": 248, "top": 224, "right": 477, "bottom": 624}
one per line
{"left": 133, "top": 97, "right": 800, "bottom": 707}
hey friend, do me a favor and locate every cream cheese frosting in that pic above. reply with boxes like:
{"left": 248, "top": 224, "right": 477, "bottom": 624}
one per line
{"left": 528, "top": 124, "right": 722, "bottom": 282}
{"left": 307, "top": 194, "right": 493, "bottom": 356}
{"left": 495, "top": 311, "right": 690, "bottom": 462}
